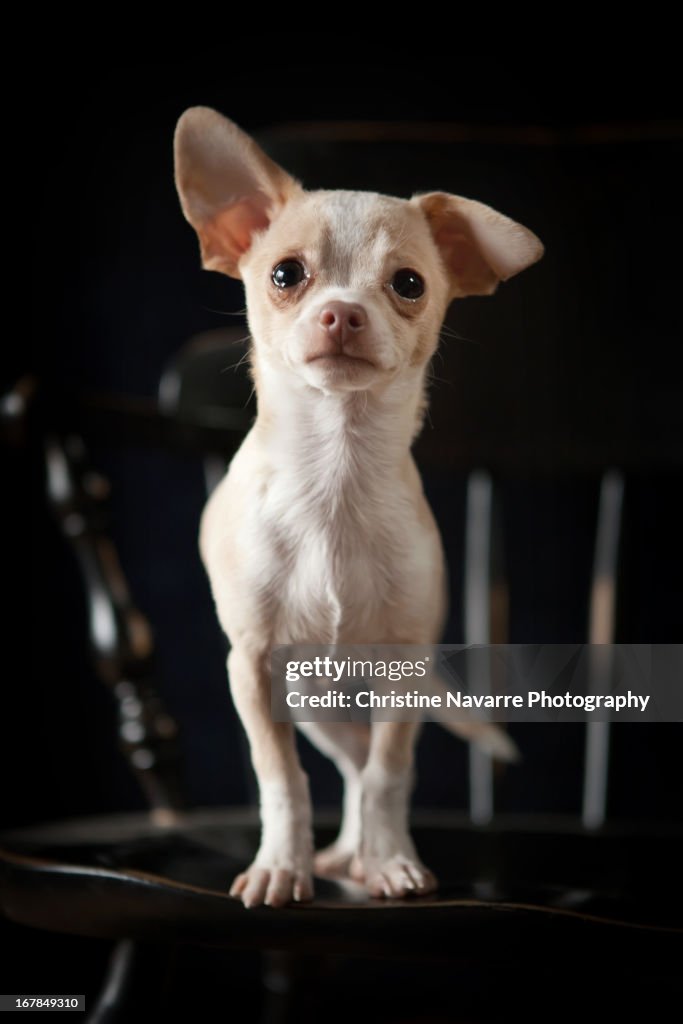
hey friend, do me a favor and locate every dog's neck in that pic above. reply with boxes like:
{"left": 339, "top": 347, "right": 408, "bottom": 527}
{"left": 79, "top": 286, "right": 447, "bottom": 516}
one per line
{"left": 251, "top": 355, "right": 427, "bottom": 494}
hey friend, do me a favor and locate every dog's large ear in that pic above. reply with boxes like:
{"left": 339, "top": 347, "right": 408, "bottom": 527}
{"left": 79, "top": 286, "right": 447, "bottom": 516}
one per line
{"left": 174, "top": 107, "right": 301, "bottom": 278}
{"left": 413, "top": 192, "right": 544, "bottom": 298}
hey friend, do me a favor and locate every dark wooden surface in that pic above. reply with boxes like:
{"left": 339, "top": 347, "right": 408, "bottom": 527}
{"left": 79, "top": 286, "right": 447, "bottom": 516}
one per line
{"left": 1, "top": 810, "right": 681, "bottom": 965}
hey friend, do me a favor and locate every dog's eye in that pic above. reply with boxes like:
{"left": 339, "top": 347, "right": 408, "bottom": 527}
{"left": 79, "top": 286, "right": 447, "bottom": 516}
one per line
{"left": 272, "top": 260, "right": 306, "bottom": 289}
{"left": 390, "top": 268, "right": 425, "bottom": 301}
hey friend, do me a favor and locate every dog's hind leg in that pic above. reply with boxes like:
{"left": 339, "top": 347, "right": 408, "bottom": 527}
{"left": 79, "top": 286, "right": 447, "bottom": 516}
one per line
{"left": 351, "top": 721, "right": 438, "bottom": 898}
{"left": 296, "top": 721, "right": 370, "bottom": 878}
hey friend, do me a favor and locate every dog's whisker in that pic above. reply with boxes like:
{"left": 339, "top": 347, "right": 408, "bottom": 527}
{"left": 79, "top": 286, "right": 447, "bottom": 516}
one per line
{"left": 439, "top": 325, "right": 479, "bottom": 345}
{"left": 201, "top": 305, "right": 248, "bottom": 318}
{"left": 219, "top": 341, "right": 253, "bottom": 375}
{"left": 426, "top": 372, "right": 452, "bottom": 388}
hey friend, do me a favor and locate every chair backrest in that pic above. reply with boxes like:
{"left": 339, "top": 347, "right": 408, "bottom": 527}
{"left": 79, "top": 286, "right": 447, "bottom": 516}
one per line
{"left": 463, "top": 468, "right": 624, "bottom": 827}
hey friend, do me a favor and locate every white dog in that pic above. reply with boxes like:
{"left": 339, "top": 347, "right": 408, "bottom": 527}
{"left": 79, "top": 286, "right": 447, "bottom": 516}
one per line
{"left": 174, "top": 108, "right": 544, "bottom": 908}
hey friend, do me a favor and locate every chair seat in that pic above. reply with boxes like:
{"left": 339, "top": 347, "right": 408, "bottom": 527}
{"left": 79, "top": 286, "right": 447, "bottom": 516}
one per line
{"left": 1, "top": 809, "right": 680, "bottom": 964}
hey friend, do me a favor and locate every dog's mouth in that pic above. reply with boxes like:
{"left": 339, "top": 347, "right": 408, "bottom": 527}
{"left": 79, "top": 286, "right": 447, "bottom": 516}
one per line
{"left": 305, "top": 352, "right": 377, "bottom": 370}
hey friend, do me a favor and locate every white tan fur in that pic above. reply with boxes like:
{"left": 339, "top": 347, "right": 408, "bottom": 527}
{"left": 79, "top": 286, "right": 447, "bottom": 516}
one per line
{"left": 174, "top": 108, "right": 544, "bottom": 907}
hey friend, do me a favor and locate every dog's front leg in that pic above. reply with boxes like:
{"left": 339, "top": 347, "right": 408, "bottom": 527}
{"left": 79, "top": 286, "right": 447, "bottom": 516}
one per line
{"left": 351, "top": 721, "right": 437, "bottom": 898}
{"left": 227, "top": 647, "right": 314, "bottom": 907}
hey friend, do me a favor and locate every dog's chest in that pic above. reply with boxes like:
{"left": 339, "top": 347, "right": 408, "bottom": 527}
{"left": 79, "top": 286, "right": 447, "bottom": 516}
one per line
{"left": 262, "top": 472, "right": 414, "bottom": 644}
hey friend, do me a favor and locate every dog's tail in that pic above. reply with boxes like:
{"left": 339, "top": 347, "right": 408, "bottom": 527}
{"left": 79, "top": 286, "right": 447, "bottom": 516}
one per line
{"left": 427, "top": 673, "right": 520, "bottom": 763}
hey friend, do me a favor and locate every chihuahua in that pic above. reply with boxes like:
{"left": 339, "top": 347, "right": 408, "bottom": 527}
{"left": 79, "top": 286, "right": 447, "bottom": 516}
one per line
{"left": 174, "top": 108, "right": 543, "bottom": 908}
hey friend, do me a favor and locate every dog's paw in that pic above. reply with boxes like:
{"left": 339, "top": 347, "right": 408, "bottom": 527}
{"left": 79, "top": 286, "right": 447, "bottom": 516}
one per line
{"left": 229, "top": 865, "right": 314, "bottom": 908}
{"left": 313, "top": 841, "right": 355, "bottom": 879}
{"left": 350, "top": 853, "right": 438, "bottom": 899}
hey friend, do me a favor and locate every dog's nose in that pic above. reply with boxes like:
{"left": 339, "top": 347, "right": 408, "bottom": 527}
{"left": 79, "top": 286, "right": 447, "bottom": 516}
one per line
{"left": 318, "top": 302, "right": 367, "bottom": 339}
